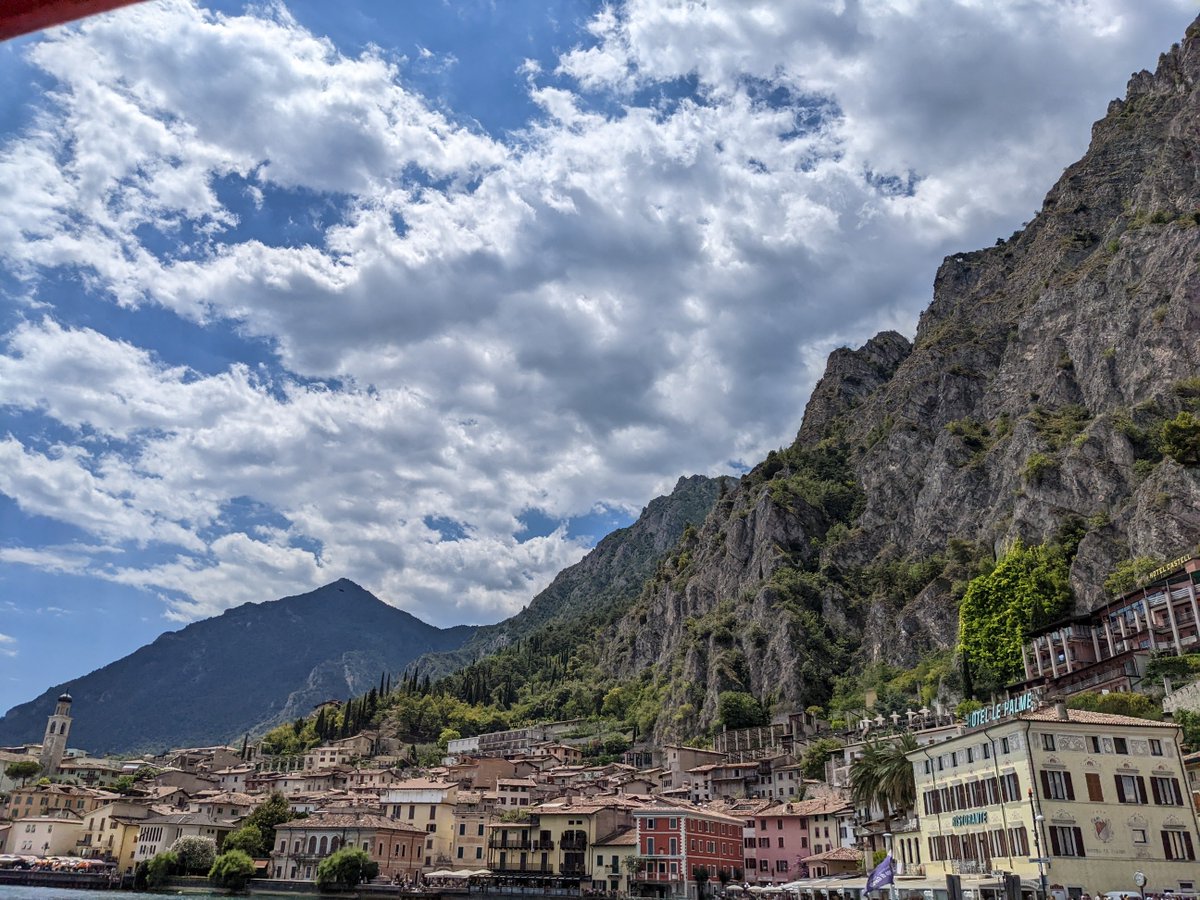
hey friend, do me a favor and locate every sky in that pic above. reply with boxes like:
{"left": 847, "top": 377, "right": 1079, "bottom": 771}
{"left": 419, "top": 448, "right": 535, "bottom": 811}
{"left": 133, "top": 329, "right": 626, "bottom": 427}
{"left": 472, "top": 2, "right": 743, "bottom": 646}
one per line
{"left": 0, "top": 0, "right": 1196, "bottom": 715}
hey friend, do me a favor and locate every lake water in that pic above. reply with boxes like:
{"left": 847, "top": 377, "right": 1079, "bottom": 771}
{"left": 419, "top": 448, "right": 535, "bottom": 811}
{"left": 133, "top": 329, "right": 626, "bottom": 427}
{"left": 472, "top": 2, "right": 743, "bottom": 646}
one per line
{"left": 0, "top": 889, "right": 224, "bottom": 900}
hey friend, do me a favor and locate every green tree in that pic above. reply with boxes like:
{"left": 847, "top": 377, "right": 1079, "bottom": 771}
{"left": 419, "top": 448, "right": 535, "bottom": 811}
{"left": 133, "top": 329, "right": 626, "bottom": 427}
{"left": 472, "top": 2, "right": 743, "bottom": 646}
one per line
{"left": 1173, "top": 710, "right": 1200, "bottom": 751}
{"left": 170, "top": 835, "right": 217, "bottom": 874}
{"left": 220, "top": 825, "right": 265, "bottom": 858}
{"left": 799, "top": 738, "right": 842, "bottom": 780}
{"left": 1159, "top": 411, "right": 1200, "bottom": 465}
{"left": 241, "top": 793, "right": 294, "bottom": 857}
{"left": 145, "top": 851, "right": 178, "bottom": 888}
{"left": 209, "top": 849, "right": 257, "bottom": 893}
{"left": 1067, "top": 691, "right": 1162, "bottom": 720}
{"left": 4, "top": 759, "right": 41, "bottom": 786}
{"left": 716, "top": 691, "right": 768, "bottom": 729}
{"left": 316, "top": 847, "right": 378, "bottom": 890}
{"left": 958, "top": 540, "right": 1073, "bottom": 694}
{"left": 113, "top": 775, "right": 136, "bottom": 795}
{"left": 692, "top": 866, "right": 710, "bottom": 900}
{"left": 849, "top": 734, "right": 918, "bottom": 833}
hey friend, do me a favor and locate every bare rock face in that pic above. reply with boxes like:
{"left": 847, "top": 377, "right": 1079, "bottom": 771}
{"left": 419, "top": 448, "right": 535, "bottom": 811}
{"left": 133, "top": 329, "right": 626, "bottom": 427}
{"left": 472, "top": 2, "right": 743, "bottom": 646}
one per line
{"left": 601, "top": 18, "right": 1200, "bottom": 743}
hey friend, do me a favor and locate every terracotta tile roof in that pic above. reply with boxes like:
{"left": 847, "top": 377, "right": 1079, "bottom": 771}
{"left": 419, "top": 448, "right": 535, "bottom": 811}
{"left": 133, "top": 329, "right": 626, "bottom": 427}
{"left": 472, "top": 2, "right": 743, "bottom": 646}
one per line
{"left": 802, "top": 847, "right": 862, "bottom": 862}
{"left": 758, "top": 797, "right": 851, "bottom": 817}
{"left": 275, "top": 811, "right": 425, "bottom": 834}
{"left": 595, "top": 827, "right": 638, "bottom": 846}
{"left": 1019, "top": 708, "right": 1179, "bottom": 728}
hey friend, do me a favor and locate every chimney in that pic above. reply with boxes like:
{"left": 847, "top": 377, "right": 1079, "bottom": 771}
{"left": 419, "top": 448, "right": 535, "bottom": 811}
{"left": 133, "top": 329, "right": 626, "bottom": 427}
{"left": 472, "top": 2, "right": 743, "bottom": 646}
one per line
{"left": 1054, "top": 700, "right": 1069, "bottom": 721}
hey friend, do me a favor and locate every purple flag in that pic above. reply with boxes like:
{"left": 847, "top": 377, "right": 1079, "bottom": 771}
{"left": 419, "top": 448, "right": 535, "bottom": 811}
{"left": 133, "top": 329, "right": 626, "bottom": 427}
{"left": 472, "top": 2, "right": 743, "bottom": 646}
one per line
{"left": 865, "top": 853, "right": 896, "bottom": 891}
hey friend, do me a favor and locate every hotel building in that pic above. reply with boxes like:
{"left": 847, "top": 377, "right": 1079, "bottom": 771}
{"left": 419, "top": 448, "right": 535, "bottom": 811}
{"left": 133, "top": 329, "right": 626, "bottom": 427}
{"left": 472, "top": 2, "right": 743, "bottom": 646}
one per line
{"left": 908, "top": 700, "right": 1200, "bottom": 896}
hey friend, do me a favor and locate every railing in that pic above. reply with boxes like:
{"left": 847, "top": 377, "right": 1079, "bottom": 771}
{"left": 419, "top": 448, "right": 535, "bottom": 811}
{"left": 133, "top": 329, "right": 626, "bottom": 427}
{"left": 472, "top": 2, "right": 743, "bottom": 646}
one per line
{"left": 901, "top": 864, "right": 925, "bottom": 876}
{"left": 488, "top": 838, "right": 554, "bottom": 850}
{"left": 491, "top": 862, "right": 552, "bottom": 874}
{"left": 560, "top": 838, "right": 587, "bottom": 851}
{"left": 560, "top": 864, "right": 587, "bottom": 877}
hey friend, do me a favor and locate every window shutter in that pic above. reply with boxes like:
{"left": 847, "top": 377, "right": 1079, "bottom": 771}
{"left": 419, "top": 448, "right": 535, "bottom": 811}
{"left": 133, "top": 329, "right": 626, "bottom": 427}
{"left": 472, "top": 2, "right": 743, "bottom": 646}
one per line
{"left": 1136, "top": 776, "right": 1148, "bottom": 804}
{"left": 1115, "top": 776, "right": 1125, "bottom": 803}
{"left": 1073, "top": 827, "right": 1085, "bottom": 858}
{"left": 1172, "top": 779, "right": 1183, "bottom": 806}
{"left": 1151, "top": 778, "right": 1162, "bottom": 805}
{"left": 1185, "top": 831, "right": 1196, "bottom": 861}
{"left": 1040, "top": 771, "right": 1052, "bottom": 799}
{"left": 1049, "top": 827, "right": 1060, "bottom": 856}
{"left": 1162, "top": 831, "right": 1173, "bottom": 860}
{"left": 1086, "top": 773, "right": 1103, "bottom": 802}
{"left": 1064, "top": 772, "right": 1075, "bottom": 801}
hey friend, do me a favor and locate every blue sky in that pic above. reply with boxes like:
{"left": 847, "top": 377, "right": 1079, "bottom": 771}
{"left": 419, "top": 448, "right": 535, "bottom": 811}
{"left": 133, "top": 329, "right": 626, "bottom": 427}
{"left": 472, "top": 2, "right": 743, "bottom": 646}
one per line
{"left": 0, "top": 0, "right": 1195, "bottom": 717}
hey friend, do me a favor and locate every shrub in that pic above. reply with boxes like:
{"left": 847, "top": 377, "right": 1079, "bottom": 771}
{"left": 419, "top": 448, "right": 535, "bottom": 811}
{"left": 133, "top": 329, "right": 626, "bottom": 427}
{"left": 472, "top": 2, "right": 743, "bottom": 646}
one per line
{"left": 170, "top": 835, "right": 217, "bottom": 875}
{"left": 145, "top": 852, "right": 178, "bottom": 888}
{"left": 220, "top": 825, "right": 264, "bottom": 858}
{"left": 1158, "top": 411, "right": 1200, "bottom": 465}
{"left": 1022, "top": 452, "right": 1055, "bottom": 484}
{"left": 316, "top": 847, "right": 378, "bottom": 891}
{"left": 209, "top": 850, "right": 257, "bottom": 893}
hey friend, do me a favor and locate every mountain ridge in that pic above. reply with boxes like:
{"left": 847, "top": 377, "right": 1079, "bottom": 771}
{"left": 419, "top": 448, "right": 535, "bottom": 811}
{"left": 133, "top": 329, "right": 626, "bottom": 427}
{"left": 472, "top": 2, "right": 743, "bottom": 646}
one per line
{"left": 0, "top": 579, "right": 475, "bottom": 754}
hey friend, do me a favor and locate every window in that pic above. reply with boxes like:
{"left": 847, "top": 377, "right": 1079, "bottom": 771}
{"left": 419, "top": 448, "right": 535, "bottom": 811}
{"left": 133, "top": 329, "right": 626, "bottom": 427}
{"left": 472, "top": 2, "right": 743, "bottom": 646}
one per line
{"left": 1151, "top": 777, "right": 1184, "bottom": 806}
{"left": 1001, "top": 737, "right": 1010, "bottom": 754}
{"left": 1150, "top": 739, "right": 1163, "bottom": 757}
{"left": 981, "top": 743, "right": 990, "bottom": 760}
{"left": 1132, "top": 829, "right": 1147, "bottom": 844}
{"left": 777, "top": 837, "right": 784, "bottom": 848}
{"left": 923, "top": 760, "right": 931, "bottom": 775}
{"left": 1040, "top": 770, "right": 1074, "bottom": 801}
{"left": 646, "top": 818, "right": 656, "bottom": 830}
{"left": 1113, "top": 737, "right": 1128, "bottom": 754}
{"left": 1049, "top": 826, "right": 1086, "bottom": 858}
{"left": 1163, "top": 830, "right": 1196, "bottom": 861}
{"left": 1088, "top": 736, "right": 1102, "bottom": 754}
{"left": 669, "top": 818, "right": 678, "bottom": 829}
{"left": 1115, "top": 774, "right": 1147, "bottom": 804}
{"left": 1085, "top": 773, "right": 1103, "bottom": 802}
{"left": 1042, "top": 734, "right": 1056, "bottom": 751}
{"left": 647, "top": 837, "right": 655, "bottom": 855}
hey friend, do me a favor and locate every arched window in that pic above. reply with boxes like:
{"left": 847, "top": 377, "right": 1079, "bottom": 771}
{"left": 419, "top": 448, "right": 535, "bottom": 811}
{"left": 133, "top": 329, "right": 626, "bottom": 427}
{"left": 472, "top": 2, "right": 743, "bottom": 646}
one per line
{"left": 330, "top": 837, "right": 341, "bottom": 852}
{"left": 319, "top": 836, "right": 328, "bottom": 855}
{"left": 48, "top": 723, "right": 55, "bottom": 735}
{"left": 308, "top": 836, "right": 317, "bottom": 854}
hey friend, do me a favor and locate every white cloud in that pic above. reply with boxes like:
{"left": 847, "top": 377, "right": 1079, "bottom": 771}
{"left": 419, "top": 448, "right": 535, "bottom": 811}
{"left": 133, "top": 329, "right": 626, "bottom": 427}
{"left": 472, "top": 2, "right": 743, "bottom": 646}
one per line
{"left": 0, "top": 0, "right": 1193, "bottom": 626}
{"left": 0, "top": 633, "right": 16, "bottom": 658}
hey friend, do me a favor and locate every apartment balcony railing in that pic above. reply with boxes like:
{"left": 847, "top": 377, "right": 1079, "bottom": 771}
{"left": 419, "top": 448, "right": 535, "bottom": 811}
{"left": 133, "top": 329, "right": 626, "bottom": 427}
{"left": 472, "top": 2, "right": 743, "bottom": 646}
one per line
{"left": 492, "top": 861, "right": 552, "bottom": 874}
{"left": 487, "top": 837, "right": 554, "bottom": 850}
{"left": 560, "top": 837, "right": 587, "bottom": 851}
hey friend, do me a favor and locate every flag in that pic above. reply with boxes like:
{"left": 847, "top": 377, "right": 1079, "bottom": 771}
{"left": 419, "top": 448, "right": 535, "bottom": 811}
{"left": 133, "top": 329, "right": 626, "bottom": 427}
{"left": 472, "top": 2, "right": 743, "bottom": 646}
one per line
{"left": 865, "top": 853, "right": 896, "bottom": 891}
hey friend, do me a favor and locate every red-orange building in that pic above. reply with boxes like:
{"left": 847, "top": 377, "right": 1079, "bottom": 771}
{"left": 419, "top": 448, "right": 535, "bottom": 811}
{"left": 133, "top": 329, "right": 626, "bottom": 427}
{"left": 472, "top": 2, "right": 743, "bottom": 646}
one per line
{"left": 633, "top": 802, "right": 745, "bottom": 898}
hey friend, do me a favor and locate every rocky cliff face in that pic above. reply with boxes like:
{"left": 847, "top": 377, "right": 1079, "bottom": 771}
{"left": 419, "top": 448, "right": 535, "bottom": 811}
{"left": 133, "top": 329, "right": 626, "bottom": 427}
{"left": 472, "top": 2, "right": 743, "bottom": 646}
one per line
{"left": 601, "top": 19, "right": 1200, "bottom": 741}
{"left": 414, "top": 474, "right": 730, "bottom": 679}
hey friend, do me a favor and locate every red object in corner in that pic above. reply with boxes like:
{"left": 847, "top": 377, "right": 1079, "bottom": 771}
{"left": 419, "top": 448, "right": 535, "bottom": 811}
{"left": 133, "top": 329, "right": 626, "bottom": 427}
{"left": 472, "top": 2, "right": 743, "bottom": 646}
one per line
{"left": 0, "top": 0, "right": 146, "bottom": 41}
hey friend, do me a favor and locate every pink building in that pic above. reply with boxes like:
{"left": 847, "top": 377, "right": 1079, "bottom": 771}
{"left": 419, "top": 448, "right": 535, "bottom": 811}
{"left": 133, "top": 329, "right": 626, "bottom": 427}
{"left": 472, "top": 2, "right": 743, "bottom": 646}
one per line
{"left": 749, "top": 797, "right": 851, "bottom": 883}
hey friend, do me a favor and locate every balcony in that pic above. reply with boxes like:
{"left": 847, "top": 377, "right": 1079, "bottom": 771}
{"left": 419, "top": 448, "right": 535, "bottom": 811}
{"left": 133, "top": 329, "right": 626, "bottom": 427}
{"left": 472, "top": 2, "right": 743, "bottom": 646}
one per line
{"left": 487, "top": 837, "right": 554, "bottom": 850}
{"left": 492, "top": 862, "right": 552, "bottom": 874}
{"left": 560, "top": 837, "right": 587, "bottom": 851}
{"left": 561, "top": 863, "right": 587, "bottom": 877}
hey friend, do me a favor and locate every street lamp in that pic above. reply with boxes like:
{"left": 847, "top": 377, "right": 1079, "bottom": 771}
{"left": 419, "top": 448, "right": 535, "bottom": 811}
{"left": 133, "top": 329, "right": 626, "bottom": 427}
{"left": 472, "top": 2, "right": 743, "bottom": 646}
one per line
{"left": 1026, "top": 788, "right": 1049, "bottom": 900}
{"left": 884, "top": 833, "right": 897, "bottom": 900}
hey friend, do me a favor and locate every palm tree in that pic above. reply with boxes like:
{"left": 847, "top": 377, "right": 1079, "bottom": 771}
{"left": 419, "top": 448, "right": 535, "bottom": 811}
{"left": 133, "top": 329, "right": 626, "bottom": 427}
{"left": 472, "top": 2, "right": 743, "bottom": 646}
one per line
{"left": 849, "top": 733, "right": 918, "bottom": 836}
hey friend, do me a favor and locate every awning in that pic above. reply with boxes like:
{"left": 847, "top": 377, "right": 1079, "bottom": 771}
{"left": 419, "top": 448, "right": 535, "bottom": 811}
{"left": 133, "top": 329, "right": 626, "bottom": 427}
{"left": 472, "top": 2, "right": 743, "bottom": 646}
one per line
{"left": 1, "top": 0, "right": 148, "bottom": 41}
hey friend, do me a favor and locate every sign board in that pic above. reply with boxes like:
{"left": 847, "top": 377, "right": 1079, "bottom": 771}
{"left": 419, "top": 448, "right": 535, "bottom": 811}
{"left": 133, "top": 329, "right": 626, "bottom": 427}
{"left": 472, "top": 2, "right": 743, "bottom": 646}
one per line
{"left": 952, "top": 811, "right": 988, "bottom": 828}
{"left": 965, "top": 692, "right": 1035, "bottom": 729}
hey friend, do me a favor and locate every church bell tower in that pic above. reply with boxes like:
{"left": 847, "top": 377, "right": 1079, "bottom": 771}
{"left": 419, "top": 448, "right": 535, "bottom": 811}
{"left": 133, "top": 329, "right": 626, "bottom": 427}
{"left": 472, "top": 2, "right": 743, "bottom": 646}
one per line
{"left": 38, "top": 693, "right": 72, "bottom": 775}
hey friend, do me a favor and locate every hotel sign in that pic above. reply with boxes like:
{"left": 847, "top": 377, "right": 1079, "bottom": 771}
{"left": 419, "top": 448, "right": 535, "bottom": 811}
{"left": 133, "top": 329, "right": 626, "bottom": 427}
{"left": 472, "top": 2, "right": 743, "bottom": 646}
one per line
{"left": 952, "top": 811, "right": 988, "bottom": 828}
{"left": 965, "top": 691, "right": 1035, "bottom": 729}
{"left": 1134, "top": 551, "right": 1198, "bottom": 591}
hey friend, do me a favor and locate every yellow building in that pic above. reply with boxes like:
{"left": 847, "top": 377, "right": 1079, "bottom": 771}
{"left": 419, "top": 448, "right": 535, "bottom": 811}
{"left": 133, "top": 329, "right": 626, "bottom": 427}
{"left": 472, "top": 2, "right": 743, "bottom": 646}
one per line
{"left": 486, "top": 797, "right": 640, "bottom": 884}
{"left": 380, "top": 779, "right": 459, "bottom": 869}
{"left": 908, "top": 700, "right": 1200, "bottom": 896}
{"left": 77, "top": 800, "right": 152, "bottom": 866}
